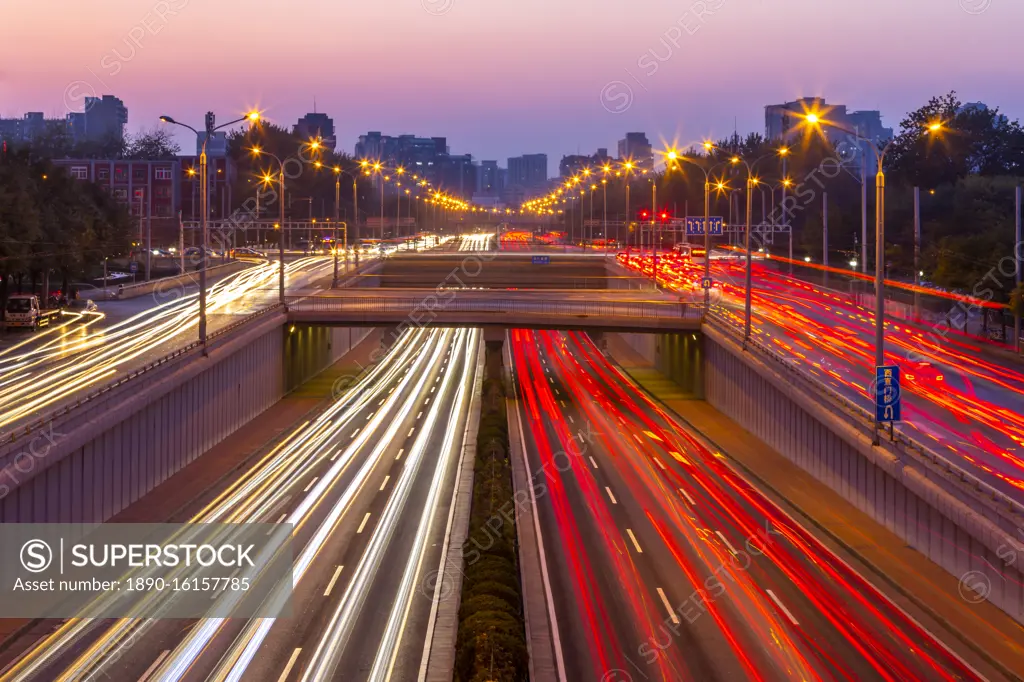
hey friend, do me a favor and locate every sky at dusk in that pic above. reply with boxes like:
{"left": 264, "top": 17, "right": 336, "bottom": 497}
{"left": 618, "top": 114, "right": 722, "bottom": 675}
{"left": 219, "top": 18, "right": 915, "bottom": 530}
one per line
{"left": 2, "top": 0, "right": 1021, "bottom": 176}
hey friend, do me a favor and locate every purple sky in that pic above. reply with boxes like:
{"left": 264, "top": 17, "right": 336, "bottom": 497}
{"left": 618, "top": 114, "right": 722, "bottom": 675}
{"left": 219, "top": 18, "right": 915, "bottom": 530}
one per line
{"left": 2, "top": 0, "right": 1020, "bottom": 176}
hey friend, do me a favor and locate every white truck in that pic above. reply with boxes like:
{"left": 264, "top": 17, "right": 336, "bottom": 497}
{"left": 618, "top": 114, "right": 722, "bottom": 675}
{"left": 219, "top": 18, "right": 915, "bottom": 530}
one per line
{"left": 4, "top": 294, "right": 63, "bottom": 330}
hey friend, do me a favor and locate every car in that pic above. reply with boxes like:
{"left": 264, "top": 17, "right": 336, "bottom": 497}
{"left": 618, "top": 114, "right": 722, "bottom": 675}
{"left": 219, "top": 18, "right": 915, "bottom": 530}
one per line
{"left": 65, "top": 299, "right": 99, "bottom": 314}
{"left": 233, "top": 247, "right": 267, "bottom": 258}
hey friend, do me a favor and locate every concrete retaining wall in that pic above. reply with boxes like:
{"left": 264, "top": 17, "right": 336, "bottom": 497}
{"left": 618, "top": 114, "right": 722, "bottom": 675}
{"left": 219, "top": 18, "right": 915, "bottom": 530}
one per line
{"left": 0, "top": 314, "right": 369, "bottom": 523}
{"left": 701, "top": 326, "right": 1024, "bottom": 623}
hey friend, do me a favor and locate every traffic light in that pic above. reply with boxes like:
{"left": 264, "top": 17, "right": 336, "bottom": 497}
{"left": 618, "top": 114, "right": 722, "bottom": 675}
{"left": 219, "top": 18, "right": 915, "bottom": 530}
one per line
{"left": 660, "top": 212, "right": 668, "bottom": 221}
{"left": 205, "top": 111, "right": 216, "bottom": 134}
{"left": 640, "top": 210, "right": 648, "bottom": 219}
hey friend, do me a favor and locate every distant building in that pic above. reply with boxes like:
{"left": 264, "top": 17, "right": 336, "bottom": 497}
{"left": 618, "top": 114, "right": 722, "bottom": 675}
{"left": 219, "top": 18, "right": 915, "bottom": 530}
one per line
{"left": 617, "top": 133, "right": 653, "bottom": 168}
{"left": 507, "top": 154, "right": 548, "bottom": 191}
{"left": 958, "top": 101, "right": 1009, "bottom": 126}
{"left": 295, "top": 112, "right": 336, "bottom": 151}
{"left": 437, "top": 154, "right": 476, "bottom": 196}
{"left": 82, "top": 95, "right": 128, "bottom": 143}
{"left": 196, "top": 131, "right": 228, "bottom": 157}
{"left": 765, "top": 97, "right": 892, "bottom": 144}
{"left": 477, "top": 160, "right": 501, "bottom": 195}
{"left": 559, "top": 148, "right": 617, "bottom": 178}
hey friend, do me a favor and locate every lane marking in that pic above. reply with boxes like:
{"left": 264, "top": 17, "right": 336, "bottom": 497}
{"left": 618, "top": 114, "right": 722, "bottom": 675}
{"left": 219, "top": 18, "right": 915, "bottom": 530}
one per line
{"left": 715, "top": 530, "right": 739, "bottom": 555}
{"left": 331, "top": 449, "right": 343, "bottom": 462}
{"left": 657, "top": 588, "right": 680, "bottom": 625}
{"left": 396, "top": 448, "right": 404, "bottom": 460}
{"left": 303, "top": 477, "right": 319, "bottom": 493}
{"left": 267, "top": 513, "right": 287, "bottom": 535}
{"left": 417, "top": 411, "right": 423, "bottom": 419}
{"left": 605, "top": 487, "right": 618, "bottom": 505}
{"left": 351, "top": 428, "right": 361, "bottom": 438}
{"left": 366, "top": 412, "right": 373, "bottom": 420}
{"left": 766, "top": 589, "right": 800, "bottom": 625}
{"left": 323, "top": 565, "right": 344, "bottom": 596}
{"left": 408, "top": 427, "right": 416, "bottom": 437}
{"left": 379, "top": 475, "right": 390, "bottom": 491}
{"left": 277, "top": 647, "right": 302, "bottom": 682}
{"left": 430, "top": 386, "right": 436, "bottom": 393}
{"left": 577, "top": 431, "right": 585, "bottom": 443}
{"left": 653, "top": 457, "right": 666, "bottom": 471}
{"left": 589, "top": 456, "right": 599, "bottom": 469}
{"left": 425, "top": 398, "right": 431, "bottom": 405}
{"left": 626, "top": 529, "right": 643, "bottom": 554}
{"left": 357, "top": 513, "right": 372, "bottom": 534}
{"left": 137, "top": 650, "right": 170, "bottom": 682}
{"left": 678, "top": 488, "right": 696, "bottom": 506}
{"left": 378, "top": 398, "right": 385, "bottom": 406}
{"left": 567, "top": 415, "right": 574, "bottom": 424}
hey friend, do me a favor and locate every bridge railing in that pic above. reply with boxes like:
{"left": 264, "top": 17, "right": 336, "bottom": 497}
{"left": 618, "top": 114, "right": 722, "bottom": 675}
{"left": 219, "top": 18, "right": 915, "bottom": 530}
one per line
{"left": 284, "top": 295, "right": 705, "bottom": 322}
{"left": 704, "top": 305, "right": 1024, "bottom": 515}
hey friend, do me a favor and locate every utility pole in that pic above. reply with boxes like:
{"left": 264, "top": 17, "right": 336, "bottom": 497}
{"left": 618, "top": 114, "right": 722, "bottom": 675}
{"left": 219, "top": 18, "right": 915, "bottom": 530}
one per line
{"left": 822, "top": 192, "right": 829, "bottom": 290}
{"left": 1016, "top": 185, "right": 1022, "bottom": 354}
{"left": 913, "top": 187, "right": 921, "bottom": 319}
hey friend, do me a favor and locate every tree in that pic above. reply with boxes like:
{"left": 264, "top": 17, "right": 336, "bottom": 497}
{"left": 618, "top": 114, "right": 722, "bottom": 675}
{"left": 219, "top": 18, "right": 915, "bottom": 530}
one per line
{"left": 126, "top": 128, "right": 180, "bottom": 159}
{"left": 887, "top": 91, "right": 1024, "bottom": 187}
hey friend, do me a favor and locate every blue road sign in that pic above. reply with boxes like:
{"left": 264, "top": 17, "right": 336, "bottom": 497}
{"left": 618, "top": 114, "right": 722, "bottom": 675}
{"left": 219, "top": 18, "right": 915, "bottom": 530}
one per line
{"left": 685, "top": 217, "right": 724, "bottom": 236}
{"left": 129, "top": 261, "right": 138, "bottom": 274}
{"left": 701, "top": 277, "right": 713, "bottom": 290}
{"left": 875, "top": 365, "right": 901, "bottom": 422}
{"left": 532, "top": 255, "right": 550, "bottom": 265}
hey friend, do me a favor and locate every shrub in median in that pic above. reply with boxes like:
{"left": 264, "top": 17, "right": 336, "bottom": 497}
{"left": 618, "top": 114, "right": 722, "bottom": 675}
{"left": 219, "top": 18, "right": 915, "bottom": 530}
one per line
{"left": 454, "top": 344, "right": 528, "bottom": 682}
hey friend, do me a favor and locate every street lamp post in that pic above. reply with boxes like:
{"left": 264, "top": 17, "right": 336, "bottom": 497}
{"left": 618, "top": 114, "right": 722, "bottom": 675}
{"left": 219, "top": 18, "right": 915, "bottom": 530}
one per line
{"left": 159, "top": 110, "right": 259, "bottom": 352}
{"left": 803, "top": 112, "right": 944, "bottom": 442}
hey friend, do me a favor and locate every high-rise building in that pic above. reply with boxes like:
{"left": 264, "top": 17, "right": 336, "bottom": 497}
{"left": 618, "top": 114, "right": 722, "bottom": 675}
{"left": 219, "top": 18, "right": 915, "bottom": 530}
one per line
{"left": 0, "top": 112, "right": 72, "bottom": 146}
{"left": 83, "top": 95, "right": 127, "bottom": 143}
{"left": 295, "top": 112, "right": 336, "bottom": 151}
{"left": 477, "top": 160, "right": 501, "bottom": 194}
{"left": 354, "top": 131, "right": 479, "bottom": 197}
{"left": 507, "top": 154, "right": 548, "bottom": 191}
{"left": 764, "top": 97, "right": 893, "bottom": 144}
{"left": 617, "top": 133, "right": 653, "bottom": 167}
{"left": 437, "top": 154, "right": 476, "bottom": 196}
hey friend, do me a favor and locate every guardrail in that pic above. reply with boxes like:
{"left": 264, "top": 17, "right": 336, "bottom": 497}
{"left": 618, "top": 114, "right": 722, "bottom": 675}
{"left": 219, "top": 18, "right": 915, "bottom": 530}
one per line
{"left": 113, "top": 260, "right": 251, "bottom": 300}
{"left": 284, "top": 295, "right": 705, "bottom": 321}
{"left": 0, "top": 304, "right": 285, "bottom": 448}
{"left": 704, "top": 306, "right": 1024, "bottom": 516}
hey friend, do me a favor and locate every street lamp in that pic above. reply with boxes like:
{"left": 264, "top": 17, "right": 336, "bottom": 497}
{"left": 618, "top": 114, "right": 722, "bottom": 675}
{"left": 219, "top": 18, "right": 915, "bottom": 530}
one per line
{"left": 159, "top": 110, "right": 259, "bottom": 352}
{"left": 801, "top": 111, "right": 945, "bottom": 442}
{"left": 250, "top": 135, "right": 323, "bottom": 304}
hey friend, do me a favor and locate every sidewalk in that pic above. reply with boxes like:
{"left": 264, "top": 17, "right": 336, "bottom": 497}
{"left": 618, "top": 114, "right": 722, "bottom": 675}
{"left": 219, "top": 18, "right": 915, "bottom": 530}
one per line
{"left": 0, "top": 329, "right": 382, "bottom": 657}
{"left": 606, "top": 334, "right": 1024, "bottom": 682}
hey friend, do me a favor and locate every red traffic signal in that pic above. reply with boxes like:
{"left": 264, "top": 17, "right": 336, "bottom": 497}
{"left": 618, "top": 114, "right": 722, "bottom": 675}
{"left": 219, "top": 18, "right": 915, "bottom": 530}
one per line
{"left": 660, "top": 212, "right": 668, "bottom": 220}
{"left": 640, "top": 210, "right": 648, "bottom": 218}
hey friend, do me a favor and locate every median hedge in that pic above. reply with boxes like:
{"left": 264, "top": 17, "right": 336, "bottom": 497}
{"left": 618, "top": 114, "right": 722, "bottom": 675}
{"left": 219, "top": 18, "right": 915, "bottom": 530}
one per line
{"left": 454, "top": 345, "right": 529, "bottom": 682}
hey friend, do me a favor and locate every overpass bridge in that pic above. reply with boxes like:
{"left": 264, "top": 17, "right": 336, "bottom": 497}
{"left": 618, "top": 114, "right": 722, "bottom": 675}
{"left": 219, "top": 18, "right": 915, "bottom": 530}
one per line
{"left": 283, "top": 288, "right": 703, "bottom": 332}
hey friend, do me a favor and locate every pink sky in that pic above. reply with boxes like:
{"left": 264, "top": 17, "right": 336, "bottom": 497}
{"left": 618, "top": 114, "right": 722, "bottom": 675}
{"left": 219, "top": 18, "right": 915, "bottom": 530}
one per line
{"left": 2, "top": 0, "right": 1020, "bottom": 174}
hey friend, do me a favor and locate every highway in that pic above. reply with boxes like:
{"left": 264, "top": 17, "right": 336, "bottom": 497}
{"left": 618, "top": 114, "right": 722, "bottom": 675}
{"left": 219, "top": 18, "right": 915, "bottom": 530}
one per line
{"left": 619, "top": 252, "right": 1024, "bottom": 501}
{"left": 0, "top": 257, "right": 339, "bottom": 436}
{"left": 509, "top": 328, "right": 986, "bottom": 682}
{"left": 0, "top": 325, "right": 480, "bottom": 682}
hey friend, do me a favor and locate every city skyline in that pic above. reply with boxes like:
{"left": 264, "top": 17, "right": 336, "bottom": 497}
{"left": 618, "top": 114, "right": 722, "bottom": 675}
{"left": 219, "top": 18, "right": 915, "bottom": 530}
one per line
{"left": 1, "top": 0, "right": 1020, "bottom": 176}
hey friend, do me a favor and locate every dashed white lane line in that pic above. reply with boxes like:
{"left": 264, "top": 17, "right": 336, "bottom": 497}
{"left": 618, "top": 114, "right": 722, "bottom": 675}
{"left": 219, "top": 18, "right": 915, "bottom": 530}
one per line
{"left": 425, "top": 398, "right": 431, "bottom": 405}
{"left": 657, "top": 588, "right": 680, "bottom": 625}
{"left": 303, "top": 477, "right": 319, "bottom": 493}
{"left": 378, "top": 399, "right": 385, "bottom": 406}
{"left": 267, "top": 513, "right": 287, "bottom": 535}
{"left": 417, "top": 411, "right": 423, "bottom": 419}
{"left": 715, "top": 530, "right": 739, "bottom": 555}
{"left": 678, "top": 488, "right": 696, "bottom": 506}
{"left": 577, "top": 431, "right": 585, "bottom": 442}
{"left": 396, "top": 448, "right": 404, "bottom": 460}
{"left": 357, "top": 513, "right": 372, "bottom": 534}
{"left": 277, "top": 647, "right": 302, "bottom": 682}
{"left": 430, "top": 386, "right": 436, "bottom": 393}
{"left": 589, "top": 456, "right": 599, "bottom": 469}
{"left": 331, "top": 449, "right": 343, "bottom": 462}
{"left": 653, "top": 457, "right": 666, "bottom": 471}
{"left": 567, "top": 415, "right": 575, "bottom": 424}
{"left": 137, "top": 650, "right": 170, "bottom": 682}
{"left": 766, "top": 589, "right": 800, "bottom": 625}
{"left": 408, "top": 427, "right": 416, "bottom": 437}
{"left": 626, "top": 529, "right": 643, "bottom": 554}
{"left": 380, "top": 475, "right": 391, "bottom": 491}
{"left": 324, "top": 565, "right": 344, "bottom": 596}
{"left": 351, "top": 428, "right": 361, "bottom": 438}
{"left": 366, "top": 412, "right": 373, "bottom": 420}
{"left": 605, "top": 487, "right": 618, "bottom": 505}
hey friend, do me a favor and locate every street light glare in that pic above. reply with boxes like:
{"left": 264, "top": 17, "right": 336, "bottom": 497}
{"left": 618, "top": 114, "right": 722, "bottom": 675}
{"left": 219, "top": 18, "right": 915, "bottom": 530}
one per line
{"left": 805, "top": 113, "right": 820, "bottom": 124}
{"left": 158, "top": 115, "right": 175, "bottom": 124}
{"left": 247, "top": 111, "right": 260, "bottom": 122}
